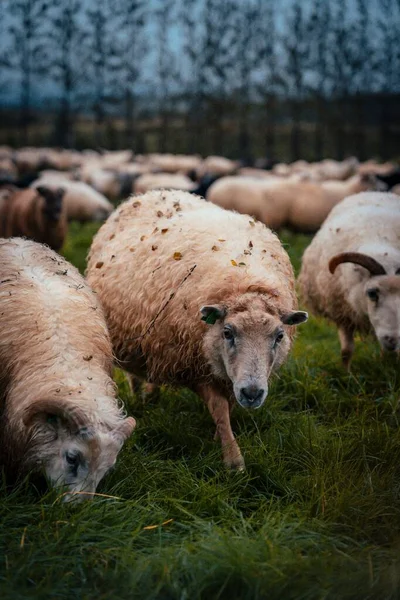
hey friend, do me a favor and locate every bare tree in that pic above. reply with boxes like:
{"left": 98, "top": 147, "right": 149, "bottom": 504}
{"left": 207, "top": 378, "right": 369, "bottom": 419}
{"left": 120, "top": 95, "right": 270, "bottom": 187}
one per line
{"left": 377, "top": 0, "right": 400, "bottom": 159}
{"left": 84, "top": 0, "right": 123, "bottom": 148}
{"left": 154, "top": 0, "right": 180, "bottom": 153}
{"left": 330, "top": 0, "right": 354, "bottom": 159}
{"left": 201, "top": 0, "right": 237, "bottom": 155}
{"left": 349, "top": 0, "right": 374, "bottom": 159}
{"left": 255, "top": 0, "right": 281, "bottom": 161}
{"left": 179, "top": 0, "right": 206, "bottom": 154}
{"left": 7, "top": 0, "right": 50, "bottom": 145}
{"left": 231, "top": 0, "right": 263, "bottom": 161}
{"left": 308, "top": 0, "right": 332, "bottom": 159}
{"left": 47, "top": 0, "right": 85, "bottom": 147}
{"left": 114, "top": 0, "right": 148, "bottom": 151}
{"left": 282, "top": 0, "right": 311, "bottom": 161}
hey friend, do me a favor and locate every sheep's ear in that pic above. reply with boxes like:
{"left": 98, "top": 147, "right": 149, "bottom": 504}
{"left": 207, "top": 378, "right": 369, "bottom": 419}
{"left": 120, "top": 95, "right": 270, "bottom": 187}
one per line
{"left": 111, "top": 417, "right": 136, "bottom": 446}
{"left": 200, "top": 305, "right": 226, "bottom": 325}
{"left": 281, "top": 311, "right": 308, "bottom": 326}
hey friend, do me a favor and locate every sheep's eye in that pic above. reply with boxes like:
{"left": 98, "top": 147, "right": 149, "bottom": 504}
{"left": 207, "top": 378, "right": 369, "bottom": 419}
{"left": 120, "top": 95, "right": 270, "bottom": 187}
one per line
{"left": 367, "top": 288, "right": 379, "bottom": 302}
{"left": 274, "top": 331, "right": 284, "bottom": 346}
{"left": 65, "top": 451, "right": 79, "bottom": 467}
{"left": 223, "top": 327, "right": 234, "bottom": 342}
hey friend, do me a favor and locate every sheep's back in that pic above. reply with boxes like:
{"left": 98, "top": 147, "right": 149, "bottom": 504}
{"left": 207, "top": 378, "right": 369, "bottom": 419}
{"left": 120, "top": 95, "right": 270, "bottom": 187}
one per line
{"left": 87, "top": 190, "right": 296, "bottom": 383}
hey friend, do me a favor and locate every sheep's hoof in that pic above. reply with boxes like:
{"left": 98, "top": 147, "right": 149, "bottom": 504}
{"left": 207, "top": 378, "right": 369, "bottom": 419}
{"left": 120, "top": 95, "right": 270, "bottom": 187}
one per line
{"left": 224, "top": 455, "right": 245, "bottom": 472}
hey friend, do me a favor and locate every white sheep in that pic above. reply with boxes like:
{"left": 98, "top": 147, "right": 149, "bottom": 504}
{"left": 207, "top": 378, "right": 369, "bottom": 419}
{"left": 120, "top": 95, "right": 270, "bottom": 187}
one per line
{"left": 87, "top": 190, "right": 307, "bottom": 470}
{"left": 0, "top": 238, "right": 135, "bottom": 500}
{"left": 298, "top": 192, "right": 400, "bottom": 369}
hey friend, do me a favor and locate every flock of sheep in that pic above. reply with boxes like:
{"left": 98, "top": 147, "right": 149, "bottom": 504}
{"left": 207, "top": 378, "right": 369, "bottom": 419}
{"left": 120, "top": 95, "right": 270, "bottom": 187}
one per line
{"left": 0, "top": 145, "right": 399, "bottom": 501}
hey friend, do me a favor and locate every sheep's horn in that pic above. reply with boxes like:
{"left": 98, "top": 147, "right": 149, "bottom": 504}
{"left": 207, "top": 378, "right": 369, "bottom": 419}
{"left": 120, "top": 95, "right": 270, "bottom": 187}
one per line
{"left": 111, "top": 416, "right": 136, "bottom": 443}
{"left": 23, "top": 399, "right": 89, "bottom": 432}
{"left": 329, "top": 252, "right": 386, "bottom": 276}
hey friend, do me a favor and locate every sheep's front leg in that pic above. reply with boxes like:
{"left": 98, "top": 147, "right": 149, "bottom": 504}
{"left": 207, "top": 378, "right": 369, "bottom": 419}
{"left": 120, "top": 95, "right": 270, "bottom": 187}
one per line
{"left": 197, "top": 384, "right": 244, "bottom": 471}
{"left": 125, "top": 372, "right": 158, "bottom": 398}
{"left": 338, "top": 326, "right": 355, "bottom": 371}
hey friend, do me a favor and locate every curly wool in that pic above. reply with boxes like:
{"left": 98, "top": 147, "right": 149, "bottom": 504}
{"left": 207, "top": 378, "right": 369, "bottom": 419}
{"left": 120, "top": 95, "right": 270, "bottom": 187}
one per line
{"left": 0, "top": 238, "right": 125, "bottom": 468}
{"left": 87, "top": 190, "right": 298, "bottom": 386}
{"left": 298, "top": 192, "right": 400, "bottom": 333}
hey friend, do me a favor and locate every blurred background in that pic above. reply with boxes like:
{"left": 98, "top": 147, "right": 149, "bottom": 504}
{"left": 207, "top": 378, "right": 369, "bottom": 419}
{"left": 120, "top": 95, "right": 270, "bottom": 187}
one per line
{"left": 0, "top": 0, "right": 399, "bottom": 162}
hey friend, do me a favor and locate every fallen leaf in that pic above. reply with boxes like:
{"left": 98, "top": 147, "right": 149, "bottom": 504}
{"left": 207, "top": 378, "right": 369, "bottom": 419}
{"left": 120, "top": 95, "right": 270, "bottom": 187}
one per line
{"left": 140, "top": 235, "right": 146, "bottom": 241}
{"left": 143, "top": 519, "right": 174, "bottom": 531}
{"left": 157, "top": 210, "right": 164, "bottom": 218}
{"left": 249, "top": 241, "right": 253, "bottom": 248}
{"left": 152, "top": 227, "right": 159, "bottom": 234}
{"left": 95, "top": 261, "right": 104, "bottom": 269}
{"left": 132, "top": 201, "right": 141, "bottom": 208}
{"left": 83, "top": 355, "right": 93, "bottom": 361}
{"left": 212, "top": 245, "right": 220, "bottom": 251}
{"left": 129, "top": 247, "right": 135, "bottom": 252}
{"left": 249, "top": 220, "right": 255, "bottom": 227}
{"left": 244, "top": 249, "right": 251, "bottom": 255}
{"left": 109, "top": 234, "right": 115, "bottom": 240}
{"left": 239, "top": 262, "right": 246, "bottom": 266}
{"left": 173, "top": 252, "right": 182, "bottom": 261}
{"left": 161, "top": 228, "right": 169, "bottom": 234}
{"left": 218, "top": 239, "right": 226, "bottom": 242}
{"left": 231, "top": 259, "right": 238, "bottom": 266}
{"left": 152, "top": 245, "right": 158, "bottom": 251}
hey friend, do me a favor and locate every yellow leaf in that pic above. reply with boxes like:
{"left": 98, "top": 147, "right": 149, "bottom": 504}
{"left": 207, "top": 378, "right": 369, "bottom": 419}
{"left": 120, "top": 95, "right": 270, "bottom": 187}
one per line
{"left": 231, "top": 259, "right": 238, "bottom": 266}
{"left": 173, "top": 252, "right": 182, "bottom": 261}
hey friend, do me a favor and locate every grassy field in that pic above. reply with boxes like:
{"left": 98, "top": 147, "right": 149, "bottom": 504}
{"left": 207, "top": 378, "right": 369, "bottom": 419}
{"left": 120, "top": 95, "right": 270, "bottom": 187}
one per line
{"left": 1, "top": 223, "right": 400, "bottom": 599}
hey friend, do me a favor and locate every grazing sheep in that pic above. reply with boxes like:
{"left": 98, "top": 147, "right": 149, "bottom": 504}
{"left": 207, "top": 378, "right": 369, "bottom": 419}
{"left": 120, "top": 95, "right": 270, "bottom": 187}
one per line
{"left": 197, "top": 156, "right": 238, "bottom": 178}
{"left": 0, "top": 184, "right": 67, "bottom": 251}
{"left": 208, "top": 174, "right": 384, "bottom": 233}
{"left": 32, "top": 179, "right": 113, "bottom": 223}
{"left": 0, "top": 238, "right": 136, "bottom": 499}
{"left": 298, "top": 192, "right": 400, "bottom": 369}
{"left": 133, "top": 173, "right": 196, "bottom": 194}
{"left": 87, "top": 190, "right": 307, "bottom": 470}
{"left": 320, "top": 173, "right": 386, "bottom": 205}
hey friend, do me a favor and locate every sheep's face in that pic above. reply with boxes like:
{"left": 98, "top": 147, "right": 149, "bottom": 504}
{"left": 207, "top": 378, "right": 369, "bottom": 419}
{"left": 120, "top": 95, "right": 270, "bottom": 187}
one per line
{"left": 364, "top": 275, "right": 400, "bottom": 352}
{"left": 26, "top": 408, "right": 136, "bottom": 501}
{"left": 201, "top": 297, "right": 307, "bottom": 409}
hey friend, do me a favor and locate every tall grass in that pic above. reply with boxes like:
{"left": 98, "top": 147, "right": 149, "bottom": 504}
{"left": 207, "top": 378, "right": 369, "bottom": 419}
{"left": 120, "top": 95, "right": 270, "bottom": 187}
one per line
{"left": 1, "top": 226, "right": 400, "bottom": 599}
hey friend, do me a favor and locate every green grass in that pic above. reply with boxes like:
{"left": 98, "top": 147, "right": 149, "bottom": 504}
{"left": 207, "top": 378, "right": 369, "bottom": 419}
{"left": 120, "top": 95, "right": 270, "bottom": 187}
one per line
{"left": 1, "top": 225, "right": 400, "bottom": 600}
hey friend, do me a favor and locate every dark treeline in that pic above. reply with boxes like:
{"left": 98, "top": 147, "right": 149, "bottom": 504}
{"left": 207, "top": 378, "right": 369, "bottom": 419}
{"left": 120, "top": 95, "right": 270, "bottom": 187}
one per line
{"left": 0, "top": 0, "right": 400, "bottom": 160}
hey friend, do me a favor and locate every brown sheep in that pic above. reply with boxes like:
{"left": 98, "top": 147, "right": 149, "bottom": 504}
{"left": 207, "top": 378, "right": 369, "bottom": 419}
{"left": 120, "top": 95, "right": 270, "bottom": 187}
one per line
{"left": 0, "top": 238, "right": 135, "bottom": 500}
{"left": 87, "top": 190, "right": 307, "bottom": 470}
{"left": 0, "top": 184, "right": 67, "bottom": 251}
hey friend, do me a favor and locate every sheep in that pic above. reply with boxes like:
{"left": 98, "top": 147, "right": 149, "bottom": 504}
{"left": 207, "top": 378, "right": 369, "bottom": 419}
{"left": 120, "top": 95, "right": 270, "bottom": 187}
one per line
{"left": 320, "top": 173, "right": 386, "bottom": 205}
{"left": 133, "top": 173, "right": 196, "bottom": 194}
{"left": 147, "top": 153, "right": 202, "bottom": 174}
{"left": 0, "top": 184, "right": 67, "bottom": 251}
{"left": 208, "top": 174, "right": 384, "bottom": 233}
{"left": 196, "top": 155, "right": 238, "bottom": 178}
{"left": 0, "top": 238, "right": 135, "bottom": 500}
{"left": 298, "top": 191, "right": 400, "bottom": 369}
{"left": 32, "top": 179, "right": 113, "bottom": 223}
{"left": 87, "top": 190, "right": 307, "bottom": 470}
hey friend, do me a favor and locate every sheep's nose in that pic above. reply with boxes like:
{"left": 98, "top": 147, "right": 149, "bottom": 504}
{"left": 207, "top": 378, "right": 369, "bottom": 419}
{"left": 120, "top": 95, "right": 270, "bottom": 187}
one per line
{"left": 240, "top": 386, "right": 264, "bottom": 403}
{"left": 382, "top": 335, "right": 398, "bottom": 351}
